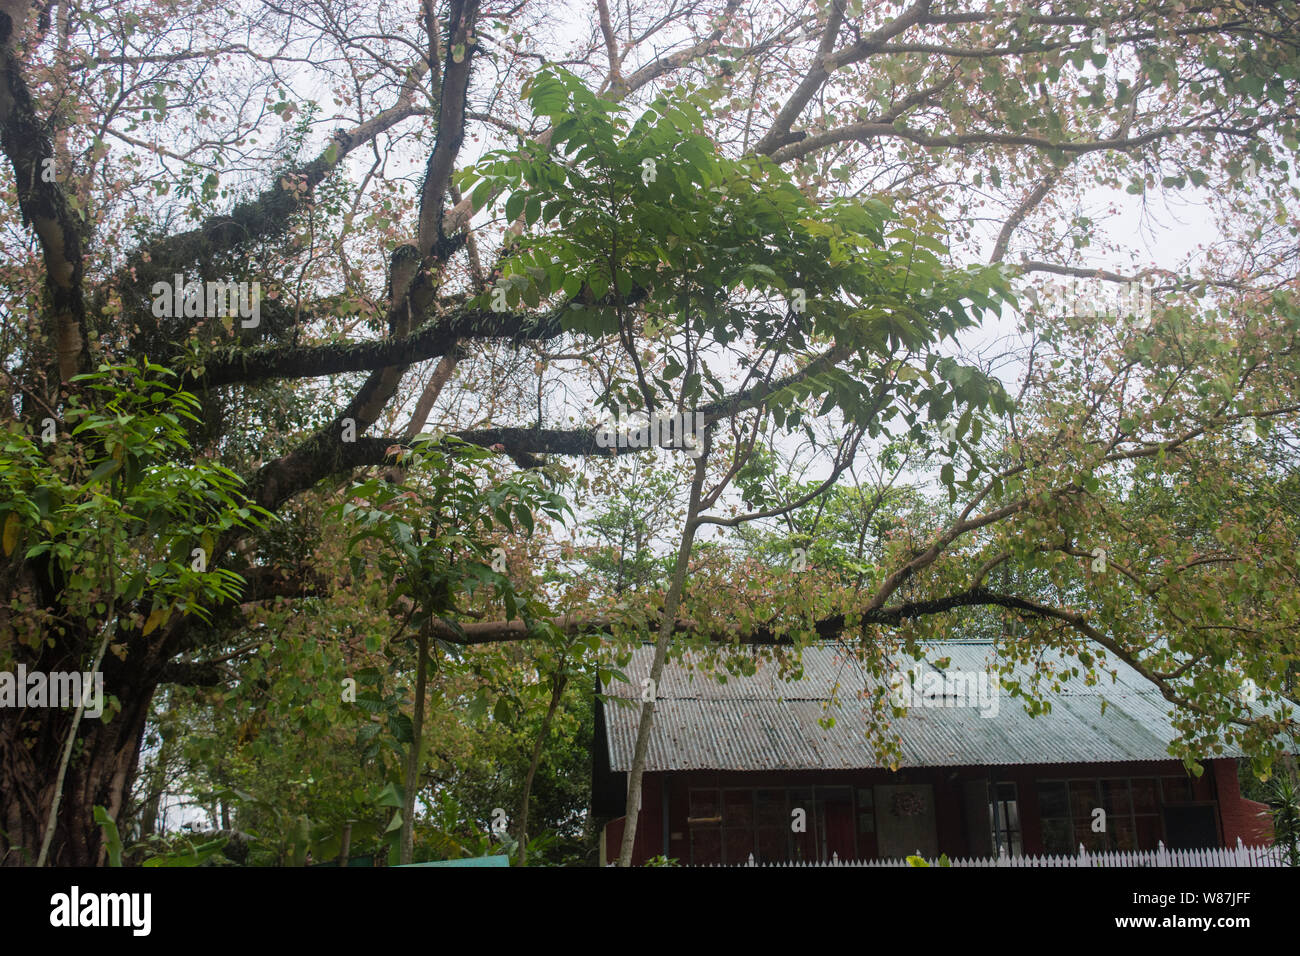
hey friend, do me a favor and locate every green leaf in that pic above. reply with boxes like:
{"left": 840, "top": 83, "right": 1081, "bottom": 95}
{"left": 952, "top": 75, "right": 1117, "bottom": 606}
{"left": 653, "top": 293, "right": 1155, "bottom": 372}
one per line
{"left": 390, "top": 712, "right": 414, "bottom": 743}
{"left": 87, "top": 459, "right": 121, "bottom": 484}
{"left": 514, "top": 503, "right": 534, "bottom": 534}
{"left": 93, "top": 806, "right": 123, "bottom": 867}
{"left": 2, "top": 513, "right": 18, "bottom": 556}
{"left": 505, "top": 190, "right": 526, "bottom": 223}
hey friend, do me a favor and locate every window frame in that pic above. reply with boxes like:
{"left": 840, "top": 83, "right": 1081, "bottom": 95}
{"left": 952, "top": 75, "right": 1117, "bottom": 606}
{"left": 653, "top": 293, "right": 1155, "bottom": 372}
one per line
{"left": 686, "top": 784, "right": 863, "bottom": 864}
{"left": 989, "top": 781, "right": 1023, "bottom": 856}
{"left": 1035, "top": 773, "right": 1198, "bottom": 854}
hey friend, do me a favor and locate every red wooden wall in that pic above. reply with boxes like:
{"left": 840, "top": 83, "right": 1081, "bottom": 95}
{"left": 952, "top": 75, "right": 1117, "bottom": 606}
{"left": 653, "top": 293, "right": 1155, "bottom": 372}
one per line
{"left": 601, "top": 758, "right": 1264, "bottom": 865}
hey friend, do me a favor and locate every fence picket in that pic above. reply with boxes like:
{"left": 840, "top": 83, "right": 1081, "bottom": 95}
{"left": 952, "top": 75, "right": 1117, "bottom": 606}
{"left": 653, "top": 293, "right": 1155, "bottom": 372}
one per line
{"left": 694, "top": 843, "right": 1286, "bottom": 867}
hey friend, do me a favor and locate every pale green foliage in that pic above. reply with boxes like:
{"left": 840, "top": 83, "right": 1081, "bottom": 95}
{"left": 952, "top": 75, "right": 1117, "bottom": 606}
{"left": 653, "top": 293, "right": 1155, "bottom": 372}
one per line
{"left": 0, "top": 361, "right": 271, "bottom": 658}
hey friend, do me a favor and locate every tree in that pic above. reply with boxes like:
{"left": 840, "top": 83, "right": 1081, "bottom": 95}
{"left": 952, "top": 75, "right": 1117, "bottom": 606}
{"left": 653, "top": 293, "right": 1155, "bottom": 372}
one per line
{"left": 2, "top": 0, "right": 1297, "bottom": 865}
{"left": 331, "top": 436, "right": 568, "bottom": 862}
{"left": 1, "top": 362, "right": 269, "bottom": 863}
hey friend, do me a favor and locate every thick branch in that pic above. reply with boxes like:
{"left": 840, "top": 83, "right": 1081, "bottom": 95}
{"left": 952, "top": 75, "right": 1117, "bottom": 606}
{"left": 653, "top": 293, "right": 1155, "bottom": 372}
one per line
{"left": 754, "top": 0, "right": 932, "bottom": 157}
{"left": 769, "top": 117, "right": 1254, "bottom": 164}
{"left": 249, "top": 1, "right": 482, "bottom": 512}
{"left": 990, "top": 170, "right": 1062, "bottom": 264}
{"left": 158, "top": 661, "right": 231, "bottom": 687}
{"left": 426, "top": 588, "right": 1269, "bottom": 730}
{"left": 417, "top": 586, "right": 1144, "bottom": 647}
{"left": 192, "top": 303, "right": 563, "bottom": 389}
{"left": 418, "top": 0, "right": 478, "bottom": 252}
{"left": 1, "top": 7, "right": 88, "bottom": 383}
{"left": 114, "top": 61, "right": 431, "bottom": 283}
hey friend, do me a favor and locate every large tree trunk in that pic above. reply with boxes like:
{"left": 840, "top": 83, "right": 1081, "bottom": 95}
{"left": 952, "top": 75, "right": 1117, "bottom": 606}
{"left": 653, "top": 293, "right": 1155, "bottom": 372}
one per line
{"left": 0, "top": 639, "right": 161, "bottom": 867}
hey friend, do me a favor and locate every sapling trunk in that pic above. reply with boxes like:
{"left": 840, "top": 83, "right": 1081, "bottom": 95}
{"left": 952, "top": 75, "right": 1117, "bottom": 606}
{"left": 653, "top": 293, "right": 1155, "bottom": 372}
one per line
{"left": 400, "top": 624, "right": 431, "bottom": 865}
{"left": 616, "top": 442, "right": 709, "bottom": 867}
{"left": 515, "top": 667, "right": 567, "bottom": 865}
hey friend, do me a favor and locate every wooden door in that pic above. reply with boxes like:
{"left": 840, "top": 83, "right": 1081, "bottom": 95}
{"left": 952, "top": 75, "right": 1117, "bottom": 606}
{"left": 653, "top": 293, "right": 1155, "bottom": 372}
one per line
{"left": 874, "top": 784, "right": 938, "bottom": 858}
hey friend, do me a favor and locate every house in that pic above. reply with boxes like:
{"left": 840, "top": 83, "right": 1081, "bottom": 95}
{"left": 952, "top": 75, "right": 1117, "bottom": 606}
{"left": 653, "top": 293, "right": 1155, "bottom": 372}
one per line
{"left": 593, "top": 641, "right": 1279, "bottom": 866}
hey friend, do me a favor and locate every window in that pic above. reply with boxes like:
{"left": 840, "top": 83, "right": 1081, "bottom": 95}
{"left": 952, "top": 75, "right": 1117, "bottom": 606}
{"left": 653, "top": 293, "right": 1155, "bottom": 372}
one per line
{"left": 1100, "top": 779, "right": 1133, "bottom": 849}
{"left": 687, "top": 789, "right": 722, "bottom": 865}
{"left": 1036, "top": 775, "right": 1197, "bottom": 854}
{"left": 722, "top": 789, "right": 755, "bottom": 862}
{"left": 856, "top": 787, "right": 875, "bottom": 835}
{"left": 1131, "top": 777, "right": 1163, "bottom": 847}
{"left": 1161, "top": 776, "right": 1194, "bottom": 803}
{"left": 989, "top": 782, "right": 1022, "bottom": 855}
{"left": 687, "top": 785, "right": 862, "bottom": 864}
{"left": 755, "top": 788, "right": 787, "bottom": 864}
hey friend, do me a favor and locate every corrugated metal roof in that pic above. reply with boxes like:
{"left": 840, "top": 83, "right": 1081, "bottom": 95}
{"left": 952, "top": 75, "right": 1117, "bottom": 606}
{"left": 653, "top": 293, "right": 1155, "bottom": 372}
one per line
{"left": 602, "top": 642, "right": 1249, "bottom": 771}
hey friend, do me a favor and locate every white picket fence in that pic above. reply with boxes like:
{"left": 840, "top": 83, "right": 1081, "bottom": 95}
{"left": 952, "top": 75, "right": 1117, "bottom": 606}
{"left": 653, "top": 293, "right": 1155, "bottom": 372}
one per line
{"left": 707, "top": 838, "right": 1291, "bottom": 867}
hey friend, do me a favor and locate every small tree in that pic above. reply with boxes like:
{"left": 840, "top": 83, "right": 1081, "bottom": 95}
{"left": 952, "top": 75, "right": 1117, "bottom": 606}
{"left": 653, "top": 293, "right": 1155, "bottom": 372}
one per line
{"left": 1261, "top": 772, "right": 1300, "bottom": 867}
{"left": 332, "top": 436, "right": 569, "bottom": 863}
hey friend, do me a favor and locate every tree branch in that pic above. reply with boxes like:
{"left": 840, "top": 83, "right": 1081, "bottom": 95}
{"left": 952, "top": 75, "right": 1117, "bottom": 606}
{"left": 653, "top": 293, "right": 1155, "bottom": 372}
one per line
{"left": 191, "top": 301, "right": 564, "bottom": 389}
{"left": 754, "top": 0, "right": 932, "bottom": 157}
{"left": 112, "top": 58, "right": 432, "bottom": 286}
{"left": 1, "top": 6, "right": 88, "bottom": 383}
